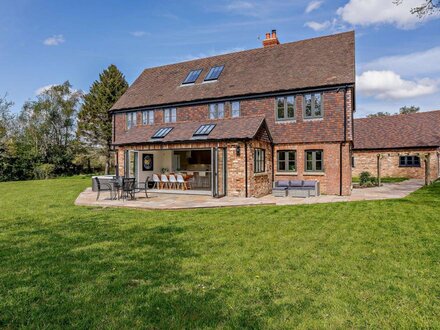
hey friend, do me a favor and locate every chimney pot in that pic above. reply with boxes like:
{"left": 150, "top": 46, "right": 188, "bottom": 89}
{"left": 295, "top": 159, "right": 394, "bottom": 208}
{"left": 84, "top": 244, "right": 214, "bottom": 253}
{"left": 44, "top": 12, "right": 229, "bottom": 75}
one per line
{"left": 262, "top": 29, "right": 280, "bottom": 47}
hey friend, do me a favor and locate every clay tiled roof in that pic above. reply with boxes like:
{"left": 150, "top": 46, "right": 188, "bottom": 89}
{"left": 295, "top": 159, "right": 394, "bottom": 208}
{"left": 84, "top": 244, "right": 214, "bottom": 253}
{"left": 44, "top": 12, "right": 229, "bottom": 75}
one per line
{"left": 114, "top": 116, "right": 269, "bottom": 145}
{"left": 111, "top": 31, "right": 355, "bottom": 111}
{"left": 353, "top": 110, "right": 440, "bottom": 150}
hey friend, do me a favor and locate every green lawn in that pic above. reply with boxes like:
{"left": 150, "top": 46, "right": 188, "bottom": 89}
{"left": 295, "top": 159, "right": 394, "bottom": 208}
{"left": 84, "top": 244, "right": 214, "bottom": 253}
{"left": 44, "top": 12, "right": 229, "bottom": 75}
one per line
{"left": 0, "top": 177, "right": 439, "bottom": 329}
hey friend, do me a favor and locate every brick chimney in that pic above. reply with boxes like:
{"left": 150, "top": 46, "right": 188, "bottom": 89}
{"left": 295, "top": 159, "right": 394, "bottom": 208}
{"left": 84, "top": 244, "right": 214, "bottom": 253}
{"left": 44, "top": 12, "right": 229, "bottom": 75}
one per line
{"left": 262, "top": 29, "right": 280, "bottom": 47}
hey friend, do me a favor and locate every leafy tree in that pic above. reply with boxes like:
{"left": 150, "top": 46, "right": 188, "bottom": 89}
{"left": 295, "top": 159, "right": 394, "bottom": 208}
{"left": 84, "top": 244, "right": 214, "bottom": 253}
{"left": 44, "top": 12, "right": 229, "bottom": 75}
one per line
{"left": 394, "top": 0, "right": 440, "bottom": 17}
{"left": 18, "top": 81, "right": 82, "bottom": 176}
{"left": 399, "top": 106, "right": 420, "bottom": 114}
{"left": 0, "top": 95, "right": 15, "bottom": 142}
{"left": 367, "top": 111, "right": 392, "bottom": 118}
{"left": 77, "top": 64, "right": 128, "bottom": 174}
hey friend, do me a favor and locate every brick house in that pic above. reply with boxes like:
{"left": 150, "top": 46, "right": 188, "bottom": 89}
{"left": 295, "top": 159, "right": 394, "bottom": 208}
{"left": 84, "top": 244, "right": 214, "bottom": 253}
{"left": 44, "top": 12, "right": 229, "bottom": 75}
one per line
{"left": 110, "top": 31, "right": 355, "bottom": 197}
{"left": 353, "top": 111, "right": 440, "bottom": 184}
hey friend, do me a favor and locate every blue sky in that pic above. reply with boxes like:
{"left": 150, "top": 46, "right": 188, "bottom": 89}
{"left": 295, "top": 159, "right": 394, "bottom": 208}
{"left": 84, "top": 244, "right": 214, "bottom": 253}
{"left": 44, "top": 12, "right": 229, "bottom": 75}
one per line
{"left": 1, "top": 0, "right": 439, "bottom": 117}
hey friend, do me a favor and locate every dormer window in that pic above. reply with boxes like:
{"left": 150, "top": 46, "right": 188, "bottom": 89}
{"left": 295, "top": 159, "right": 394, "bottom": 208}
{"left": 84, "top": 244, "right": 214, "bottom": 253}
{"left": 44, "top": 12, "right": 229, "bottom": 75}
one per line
{"left": 182, "top": 69, "right": 202, "bottom": 84}
{"left": 204, "top": 66, "right": 224, "bottom": 81}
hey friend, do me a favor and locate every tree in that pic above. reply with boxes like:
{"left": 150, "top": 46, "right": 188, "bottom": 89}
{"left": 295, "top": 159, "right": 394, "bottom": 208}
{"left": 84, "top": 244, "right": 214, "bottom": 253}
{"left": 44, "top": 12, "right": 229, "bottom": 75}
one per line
{"left": 394, "top": 0, "right": 440, "bottom": 17}
{"left": 367, "top": 112, "right": 392, "bottom": 118}
{"left": 399, "top": 106, "right": 420, "bottom": 114}
{"left": 77, "top": 64, "right": 128, "bottom": 174}
{"left": 0, "top": 94, "right": 15, "bottom": 142}
{"left": 18, "top": 81, "right": 82, "bottom": 176}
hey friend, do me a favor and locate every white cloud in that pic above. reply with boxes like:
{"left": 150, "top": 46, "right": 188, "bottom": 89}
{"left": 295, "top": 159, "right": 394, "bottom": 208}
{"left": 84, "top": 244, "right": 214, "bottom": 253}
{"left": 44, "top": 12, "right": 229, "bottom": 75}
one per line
{"left": 130, "top": 31, "right": 148, "bottom": 37}
{"left": 226, "top": 0, "right": 255, "bottom": 11}
{"left": 356, "top": 70, "right": 438, "bottom": 99}
{"left": 305, "top": 1, "right": 323, "bottom": 13}
{"left": 43, "top": 34, "right": 65, "bottom": 46}
{"left": 337, "top": 0, "right": 438, "bottom": 29}
{"left": 362, "top": 46, "right": 440, "bottom": 77}
{"left": 35, "top": 84, "right": 56, "bottom": 95}
{"left": 305, "top": 20, "right": 331, "bottom": 31}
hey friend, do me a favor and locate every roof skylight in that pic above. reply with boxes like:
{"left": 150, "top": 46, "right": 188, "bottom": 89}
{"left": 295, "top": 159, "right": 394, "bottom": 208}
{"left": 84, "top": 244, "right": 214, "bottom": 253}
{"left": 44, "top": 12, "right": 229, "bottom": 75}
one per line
{"left": 204, "top": 66, "right": 224, "bottom": 81}
{"left": 182, "top": 69, "right": 202, "bottom": 84}
{"left": 151, "top": 127, "right": 173, "bottom": 139}
{"left": 193, "top": 124, "right": 216, "bottom": 136}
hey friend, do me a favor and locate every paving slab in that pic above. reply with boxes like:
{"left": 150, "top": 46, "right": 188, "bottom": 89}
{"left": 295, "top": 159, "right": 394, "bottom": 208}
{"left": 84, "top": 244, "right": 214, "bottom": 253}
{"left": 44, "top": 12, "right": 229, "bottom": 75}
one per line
{"left": 75, "top": 179, "right": 424, "bottom": 210}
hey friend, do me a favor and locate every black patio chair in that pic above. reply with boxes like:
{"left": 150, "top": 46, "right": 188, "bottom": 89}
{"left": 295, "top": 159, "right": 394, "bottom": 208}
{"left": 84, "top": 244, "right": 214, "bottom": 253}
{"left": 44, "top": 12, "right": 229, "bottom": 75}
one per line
{"left": 135, "top": 176, "right": 150, "bottom": 199}
{"left": 121, "top": 178, "right": 136, "bottom": 200}
{"left": 94, "top": 177, "right": 115, "bottom": 201}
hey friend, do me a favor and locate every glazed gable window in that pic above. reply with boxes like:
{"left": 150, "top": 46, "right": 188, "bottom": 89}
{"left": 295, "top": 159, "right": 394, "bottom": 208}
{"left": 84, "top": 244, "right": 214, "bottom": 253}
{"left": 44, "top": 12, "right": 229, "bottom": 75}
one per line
{"left": 231, "top": 101, "right": 240, "bottom": 118}
{"left": 254, "top": 149, "right": 266, "bottom": 173}
{"left": 304, "top": 93, "right": 323, "bottom": 118}
{"left": 276, "top": 96, "right": 295, "bottom": 120}
{"left": 209, "top": 103, "right": 225, "bottom": 119}
{"left": 163, "top": 108, "right": 176, "bottom": 123}
{"left": 142, "top": 110, "right": 154, "bottom": 125}
{"left": 126, "top": 112, "right": 137, "bottom": 129}
{"left": 305, "top": 150, "right": 324, "bottom": 172}
{"left": 277, "top": 150, "right": 296, "bottom": 172}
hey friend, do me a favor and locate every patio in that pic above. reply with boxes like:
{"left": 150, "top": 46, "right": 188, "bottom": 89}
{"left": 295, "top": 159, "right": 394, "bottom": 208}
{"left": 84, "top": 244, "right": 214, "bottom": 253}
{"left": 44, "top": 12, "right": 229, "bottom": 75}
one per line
{"left": 75, "top": 179, "right": 424, "bottom": 210}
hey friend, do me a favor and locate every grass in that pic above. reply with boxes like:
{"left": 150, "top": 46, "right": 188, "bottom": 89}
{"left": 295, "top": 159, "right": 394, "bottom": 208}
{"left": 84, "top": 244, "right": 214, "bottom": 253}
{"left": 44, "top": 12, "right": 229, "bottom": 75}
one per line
{"left": 352, "top": 176, "right": 409, "bottom": 183}
{"left": 0, "top": 177, "right": 439, "bottom": 329}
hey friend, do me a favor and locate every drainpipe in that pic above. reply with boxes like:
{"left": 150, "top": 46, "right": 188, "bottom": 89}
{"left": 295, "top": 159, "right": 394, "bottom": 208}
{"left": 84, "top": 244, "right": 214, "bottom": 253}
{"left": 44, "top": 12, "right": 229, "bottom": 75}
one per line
{"left": 339, "top": 86, "right": 348, "bottom": 196}
{"left": 245, "top": 141, "right": 248, "bottom": 198}
{"left": 271, "top": 143, "right": 275, "bottom": 184}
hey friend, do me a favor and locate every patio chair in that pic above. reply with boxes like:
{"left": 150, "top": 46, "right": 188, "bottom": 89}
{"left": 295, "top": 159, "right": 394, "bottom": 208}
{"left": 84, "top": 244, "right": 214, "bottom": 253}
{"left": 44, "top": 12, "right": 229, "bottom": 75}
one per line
{"left": 135, "top": 176, "right": 150, "bottom": 199}
{"left": 177, "top": 174, "right": 190, "bottom": 190}
{"left": 168, "top": 174, "right": 178, "bottom": 189}
{"left": 94, "top": 177, "right": 115, "bottom": 200}
{"left": 152, "top": 174, "right": 161, "bottom": 189}
{"left": 121, "top": 178, "right": 136, "bottom": 200}
{"left": 160, "top": 174, "right": 170, "bottom": 189}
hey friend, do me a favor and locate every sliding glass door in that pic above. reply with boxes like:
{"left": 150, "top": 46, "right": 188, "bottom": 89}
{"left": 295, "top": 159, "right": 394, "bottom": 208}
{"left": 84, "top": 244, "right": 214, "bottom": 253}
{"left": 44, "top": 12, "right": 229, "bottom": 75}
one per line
{"left": 124, "top": 150, "right": 139, "bottom": 181}
{"left": 212, "top": 147, "right": 227, "bottom": 197}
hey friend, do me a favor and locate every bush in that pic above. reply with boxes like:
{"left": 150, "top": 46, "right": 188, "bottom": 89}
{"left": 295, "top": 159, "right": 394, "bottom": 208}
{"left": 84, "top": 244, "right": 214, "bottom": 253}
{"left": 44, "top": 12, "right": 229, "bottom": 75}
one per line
{"left": 34, "top": 164, "right": 56, "bottom": 180}
{"left": 359, "top": 171, "right": 378, "bottom": 187}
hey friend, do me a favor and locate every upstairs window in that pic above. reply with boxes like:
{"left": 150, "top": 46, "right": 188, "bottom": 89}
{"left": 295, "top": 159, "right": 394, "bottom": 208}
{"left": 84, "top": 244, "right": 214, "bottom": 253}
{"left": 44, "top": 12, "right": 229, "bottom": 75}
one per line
{"left": 276, "top": 96, "right": 295, "bottom": 121}
{"left": 209, "top": 103, "right": 225, "bottom": 119}
{"left": 182, "top": 69, "right": 202, "bottom": 84}
{"left": 305, "top": 150, "right": 324, "bottom": 172}
{"left": 142, "top": 110, "right": 154, "bottom": 125}
{"left": 254, "top": 149, "right": 266, "bottom": 174}
{"left": 231, "top": 101, "right": 240, "bottom": 118}
{"left": 399, "top": 155, "right": 420, "bottom": 167}
{"left": 163, "top": 108, "right": 177, "bottom": 123}
{"left": 277, "top": 150, "right": 296, "bottom": 172}
{"left": 204, "top": 65, "right": 224, "bottom": 81}
{"left": 304, "top": 93, "right": 323, "bottom": 118}
{"left": 151, "top": 127, "right": 173, "bottom": 139}
{"left": 193, "top": 124, "right": 216, "bottom": 136}
{"left": 126, "top": 112, "right": 137, "bottom": 129}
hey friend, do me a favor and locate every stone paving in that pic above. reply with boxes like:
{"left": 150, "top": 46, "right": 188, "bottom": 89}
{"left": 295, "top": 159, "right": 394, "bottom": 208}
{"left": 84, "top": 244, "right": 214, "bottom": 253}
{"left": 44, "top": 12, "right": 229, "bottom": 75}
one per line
{"left": 75, "top": 179, "right": 424, "bottom": 210}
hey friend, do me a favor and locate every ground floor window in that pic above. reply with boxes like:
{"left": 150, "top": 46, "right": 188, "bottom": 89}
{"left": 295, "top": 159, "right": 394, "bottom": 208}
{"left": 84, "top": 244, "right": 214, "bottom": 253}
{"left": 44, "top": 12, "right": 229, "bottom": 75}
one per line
{"left": 254, "top": 148, "right": 265, "bottom": 173}
{"left": 277, "top": 150, "right": 296, "bottom": 172}
{"left": 399, "top": 155, "right": 420, "bottom": 167}
{"left": 305, "top": 150, "right": 323, "bottom": 172}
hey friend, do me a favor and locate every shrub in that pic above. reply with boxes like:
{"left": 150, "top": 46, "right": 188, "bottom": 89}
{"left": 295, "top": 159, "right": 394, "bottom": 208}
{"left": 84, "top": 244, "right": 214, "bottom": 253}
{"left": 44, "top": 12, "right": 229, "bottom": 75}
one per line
{"left": 34, "top": 163, "right": 56, "bottom": 180}
{"left": 359, "top": 171, "right": 372, "bottom": 185}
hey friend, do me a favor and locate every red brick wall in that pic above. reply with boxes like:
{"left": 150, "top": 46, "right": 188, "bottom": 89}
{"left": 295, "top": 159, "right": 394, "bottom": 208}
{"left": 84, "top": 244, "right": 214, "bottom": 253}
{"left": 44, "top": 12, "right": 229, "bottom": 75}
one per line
{"left": 113, "top": 88, "right": 354, "bottom": 145}
{"left": 274, "top": 142, "right": 352, "bottom": 195}
{"left": 353, "top": 149, "right": 440, "bottom": 183}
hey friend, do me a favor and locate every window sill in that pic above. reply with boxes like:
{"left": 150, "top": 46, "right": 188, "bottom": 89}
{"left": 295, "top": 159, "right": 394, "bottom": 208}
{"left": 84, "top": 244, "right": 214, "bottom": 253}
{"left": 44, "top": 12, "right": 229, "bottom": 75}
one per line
{"left": 275, "top": 172, "right": 298, "bottom": 176}
{"left": 254, "top": 172, "right": 268, "bottom": 177}
{"left": 275, "top": 119, "right": 296, "bottom": 124}
{"left": 304, "top": 171, "right": 325, "bottom": 176}
{"left": 303, "top": 117, "right": 324, "bottom": 121}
